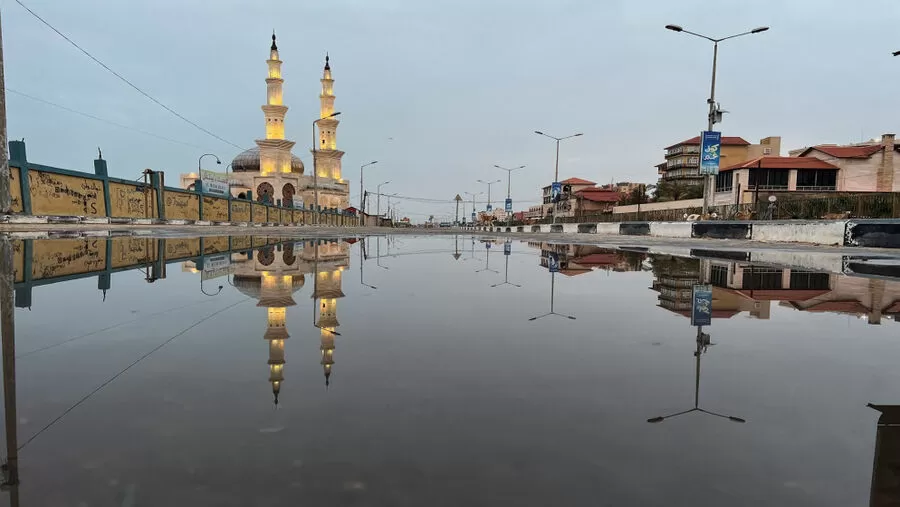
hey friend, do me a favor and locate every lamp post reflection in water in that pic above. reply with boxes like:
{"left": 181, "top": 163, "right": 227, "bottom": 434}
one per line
{"left": 866, "top": 404, "right": 900, "bottom": 506}
{"left": 359, "top": 239, "right": 377, "bottom": 290}
{"left": 475, "top": 241, "right": 498, "bottom": 274}
{"left": 646, "top": 329, "right": 746, "bottom": 424}
{"left": 529, "top": 259, "right": 576, "bottom": 321}
{"left": 491, "top": 241, "right": 520, "bottom": 288}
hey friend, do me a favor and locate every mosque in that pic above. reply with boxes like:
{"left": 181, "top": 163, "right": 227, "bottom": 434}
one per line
{"left": 181, "top": 33, "right": 349, "bottom": 210}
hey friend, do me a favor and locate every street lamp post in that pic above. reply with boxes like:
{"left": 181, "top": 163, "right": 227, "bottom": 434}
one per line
{"left": 477, "top": 179, "right": 501, "bottom": 214}
{"left": 464, "top": 191, "right": 482, "bottom": 225}
{"left": 376, "top": 181, "right": 391, "bottom": 221}
{"left": 359, "top": 160, "right": 378, "bottom": 212}
{"left": 495, "top": 164, "right": 525, "bottom": 226}
{"left": 312, "top": 112, "right": 342, "bottom": 225}
{"left": 665, "top": 24, "right": 769, "bottom": 214}
{"left": 198, "top": 153, "right": 222, "bottom": 188}
{"left": 534, "top": 131, "right": 582, "bottom": 223}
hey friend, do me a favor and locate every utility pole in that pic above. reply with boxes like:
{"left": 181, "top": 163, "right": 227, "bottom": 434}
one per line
{"left": 454, "top": 194, "right": 462, "bottom": 225}
{"left": 0, "top": 10, "right": 10, "bottom": 214}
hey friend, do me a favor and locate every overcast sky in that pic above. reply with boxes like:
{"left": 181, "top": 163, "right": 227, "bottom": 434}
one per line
{"left": 5, "top": 0, "right": 899, "bottom": 219}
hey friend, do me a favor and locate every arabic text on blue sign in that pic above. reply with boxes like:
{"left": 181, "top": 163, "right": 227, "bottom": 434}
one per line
{"left": 699, "top": 131, "right": 721, "bottom": 175}
{"left": 691, "top": 284, "right": 713, "bottom": 326}
{"left": 505, "top": 198, "right": 512, "bottom": 212}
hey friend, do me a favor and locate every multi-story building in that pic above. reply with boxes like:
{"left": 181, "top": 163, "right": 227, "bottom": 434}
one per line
{"left": 658, "top": 135, "right": 781, "bottom": 185}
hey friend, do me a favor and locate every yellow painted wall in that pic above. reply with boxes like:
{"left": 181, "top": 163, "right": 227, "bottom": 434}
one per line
{"left": 720, "top": 145, "right": 752, "bottom": 168}
{"left": 231, "top": 202, "right": 251, "bottom": 222}
{"left": 29, "top": 170, "right": 105, "bottom": 216}
{"left": 110, "top": 237, "right": 158, "bottom": 268}
{"left": 203, "top": 236, "right": 229, "bottom": 254}
{"left": 110, "top": 182, "right": 156, "bottom": 218}
{"left": 252, "top": 204, "right": 267, "bottom": 223}
{"left": 231, "top": 236, "right": 252, "bottom": 251}
{"left": 9, "top": 167, "right": 22, "bottom": 213}
{"left": 252, "top": 236, "right": 268, "bottom": 247}
{"left": 202, "top": 196, "right": 229, "bottom": 222}
{"left": 12, "top": 239, "right": 23, "bottom": 283}
{"left": 32, "top": 239, "right": 106, "bottom": 280}
{"left": 280, "top": 209, "right": 290, "bottom": 224}
{"left": 164, "top": 238, "right": 201, "bottom": 259}
{"left": 164, "top": 191, "right": 200, "bottom": 220}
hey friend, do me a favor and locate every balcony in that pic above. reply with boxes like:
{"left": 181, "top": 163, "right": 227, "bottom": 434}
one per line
{"left": 661, "top": 168, "right": 704, "bottom": 180}
{"left": 795, "top": 185, "right": 836, "bottom": 192}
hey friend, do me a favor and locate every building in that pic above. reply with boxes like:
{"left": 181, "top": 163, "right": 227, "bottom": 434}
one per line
{"left": 658, "top": 135, "right": 781, "bottom": 185}
{"left": 714, "top": 156, "right": 841, "bottom": 204}
{"left": 536, "top": 177, "right": 620, "bottom": 219}
{"left": 180, "top": 34, "right": 349, "bottom": 210}
{"left": 792, "top": 134, "right": 899, "bottom": 192}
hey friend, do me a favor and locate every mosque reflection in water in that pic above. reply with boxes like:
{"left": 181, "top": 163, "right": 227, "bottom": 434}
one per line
{"left": 3, "top": 235, "right": 900, "bottom": 505}
{"left": 183, "top": 238, "right": 350, "bottom": 404}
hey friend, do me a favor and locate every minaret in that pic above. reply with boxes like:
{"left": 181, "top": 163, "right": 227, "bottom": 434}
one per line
{"left": 313, "top": 54, "right": 345, "bottom": 183}
{"left": 314, "top": 267, "right": 344, "bottom": 386}
{"left": 256, "top": 32, "right": 296, "bottom": 176}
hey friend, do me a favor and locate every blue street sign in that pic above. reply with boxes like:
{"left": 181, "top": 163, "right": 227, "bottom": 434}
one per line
{"left": 505, "top": 198, "right": 512, "bottom": 212}
{"left": 471, "top": 211, "right": 476, "bottom": 221}
{"left": 503, "top": 242, "right": 511, "bottom": 255}
{"left": 551, "top": 182, "right": 562, "bottom": 202}
{"left": 486, "top": 204, "right": 493, "bottom": 212}
{"left": 699, "top": 131, "right": 722, "bottom": 175}
{"left": 548, "top": 252, "right": 560, "bottom": 273}
{"left": 691, "top": 284, "right": 713, "bottom": 326}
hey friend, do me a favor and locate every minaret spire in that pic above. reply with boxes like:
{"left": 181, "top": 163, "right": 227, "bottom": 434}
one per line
{"left": 271, "top": 31, "right": 277, "bottom": 51}
{"left": 325, "top": 52, "right": 330, "bottom": 70}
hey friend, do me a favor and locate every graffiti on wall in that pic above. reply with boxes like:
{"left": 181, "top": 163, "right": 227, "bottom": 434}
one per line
{"left": 9, "top": 167, "right": 22, "bottom": 213}
{"left": 203, "top": 236, "right": 229, "bottom": 255}
{"left": 32, "top": 239, "right": 106, "bottom": 279}
{"left": 110, "top": 182, "right": 156, "bottom": 218}
{"left": 12, "top": 239, "right": 23, "bottom": 283}
{"left": 252, "top": 204, "right": 268, "bottom": 223}
{"left": 202, "top": 196, "right": 229, "bottom": 222}
{"left": 164, "top": 191, "right": 200, "bottom": 221}
{"left": 110, "top": 237, "right": 158, "bottom": 269}
{"left": 165, "top": 238, "right": 201, "bottom": 259}
{"left": 29, "top": 171, "right": 105, "bottom": 216}
{"left": 231, "top": 202, "right": 251, "bottom": 222}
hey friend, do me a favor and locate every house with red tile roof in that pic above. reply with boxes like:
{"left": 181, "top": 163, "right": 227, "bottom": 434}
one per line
{"left": 714, "top": 156, "right": 842, "bottom": 205}
{"left": 790, "top": 134, "right": 899, "bottom": 192}
{"left": 539, "top": 178, "right": 622, "bottom": 219}
{"left": 658, "top": 135, "right": 781, "bottom": 186}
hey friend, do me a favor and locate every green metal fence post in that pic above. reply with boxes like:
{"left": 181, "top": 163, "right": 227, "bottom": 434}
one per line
{"left": 8, "top": 141, "right": 29, "bottom": 215}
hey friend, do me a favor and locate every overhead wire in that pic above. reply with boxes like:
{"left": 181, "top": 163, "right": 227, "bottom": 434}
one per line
{"left": 5, "top": 88, "right": 217, "bottom": 151}
{"left": 13, "top": 0, "right": 243, "bottom": 150}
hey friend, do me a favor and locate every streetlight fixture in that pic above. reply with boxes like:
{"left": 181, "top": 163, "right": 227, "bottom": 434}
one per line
{"left": 312, "top": 112, "right": 342, "bottom": 224}
{"left": 200, "top": 277, "right": 223, "bottom": 297}
{"left": 665, "top": 24, "right": 770, "bottom": 214}
{"left": 197, "top": 154, "right": 221, "bottom": 194}
{"left": 376, "top": 181, "right": 391, "bottom": 220}
{"left": 534, "top": 132, "right": 582, "bottom": 224}
{"left": 359, "top": 160, "right": 378, "bottom": 213}
{"left": 893, "top": 50, "right": 900, "bottom": 57}
{"left": 477, "top": 179, "right": 502, "bottom": 213}
{"left": 495, "top": 164, "right": 525, "bottom": 226}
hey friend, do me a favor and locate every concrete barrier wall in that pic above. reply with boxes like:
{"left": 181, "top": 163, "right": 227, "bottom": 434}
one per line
{"left": 845, "top": 221, "right": 900, "bottom": 248}
{"left": 109, "top": 182, "right": 156, "bottom": 218}
{"left": 29, "top": 168, "right": 106, "bottom": 217}
{"left": 562, "top": 223, "right": 578, "bottom": 233}
{"left": 650, "top": 222, "right": 692, "bottom": 238}
{"left": 753, "top": 221, "right": 845, "bottom": 245}
{"left": 596, "top": 223, "right": 619, "bottom": 235}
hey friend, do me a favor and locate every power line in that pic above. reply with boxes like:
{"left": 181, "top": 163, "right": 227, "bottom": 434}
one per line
{"left": 18, "top": 297, "right": 249, "bottom": 451}
{"left": 6, "top": 88, "right": 216, "bottom": 151}
{"left": 14, "top": 0, "right": 243, "bottom": 150}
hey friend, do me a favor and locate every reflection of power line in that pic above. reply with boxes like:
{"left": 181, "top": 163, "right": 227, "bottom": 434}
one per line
{"left": 647, "top": 329, "right": 745, "bottom": 424}
{"left": 18, "top": 298, "right": 250, "bottom": 451}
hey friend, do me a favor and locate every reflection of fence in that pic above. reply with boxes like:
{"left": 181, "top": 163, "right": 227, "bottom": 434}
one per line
{"left": 537, "top": 192, "right": 900, "bottom": 223}
{"left": 7, "top": 140, "right": 354, "bottom": 226}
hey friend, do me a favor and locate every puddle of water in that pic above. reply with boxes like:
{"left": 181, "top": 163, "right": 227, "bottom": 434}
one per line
{"left": 1, "top": 234, "right": 899, "bottom": 506}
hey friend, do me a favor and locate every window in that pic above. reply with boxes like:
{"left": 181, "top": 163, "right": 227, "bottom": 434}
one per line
{"left": 789, "top": 271, "right": 830, "bottom": 290}
{"left": 796, "top": 169, "right": 837, "bottom": 190}
{"left": 763, "top": 147, "right": 772, "bottom": 155}
{"left": 715, "top": 171, "right": 733, "bottom": 192}
{"left": 748, "top": 169, "right": 789, "bottom": 189}
{"left": 741, "top": 268, "right": 783, "bottom": 290}
{"left": 710, "top": 265, "right": 729, "bottom": 287}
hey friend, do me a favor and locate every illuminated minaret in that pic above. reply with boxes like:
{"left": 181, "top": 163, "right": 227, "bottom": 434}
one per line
{"left": 260, "top": 270, "right": 297, "bottom": 405}
{"left": 313, "top": 54, "right": 345, "bottom": 183}
{"left": 314, "top": 267, "right": 345, "bottom": 386}
{"left": 256, "top": 32, "right": 296, "bottom": 176}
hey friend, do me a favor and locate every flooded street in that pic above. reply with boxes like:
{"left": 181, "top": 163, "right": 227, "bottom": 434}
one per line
{"left": 2, "top": 234, "right": 900, "bottom": 506}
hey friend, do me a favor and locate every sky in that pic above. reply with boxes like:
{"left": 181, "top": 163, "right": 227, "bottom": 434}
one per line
{"left": 4, "top": 0, "right": 900, "bottom": 221}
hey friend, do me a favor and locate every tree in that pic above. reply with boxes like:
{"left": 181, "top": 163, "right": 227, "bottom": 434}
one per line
{"left": 618, "top": 184, "right": 649, "bottom": 206}
{"left": 653, "top": 181, "right": 703, "bottom": 202}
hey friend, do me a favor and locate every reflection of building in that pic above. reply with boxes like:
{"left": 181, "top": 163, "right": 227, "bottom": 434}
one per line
{"left": 528, "top": 242, "right": 646, "bottom": 275}
{"left": 180, "top": 34, "right": 349, "bottom": 210}
{"left": 867, "top": 404, "right": 900, "bottom": 506}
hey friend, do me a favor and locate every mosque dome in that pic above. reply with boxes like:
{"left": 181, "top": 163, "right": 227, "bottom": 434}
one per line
{"left": 231, "top": 147, "right": 304, "bottom": 174}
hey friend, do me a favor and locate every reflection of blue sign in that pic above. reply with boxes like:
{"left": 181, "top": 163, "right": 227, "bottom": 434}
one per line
{"left": 505, "top": 198, "right": 512, "bottom": 212}
{"left": 548, "top": 252, "right": 560, "bottom": 273}
{"left": 504, "top": 242, "right": 511, "bottom": 255}
{"left": 699, "top": 131, "right": 722, "bottom": 175}
{"left": 487, "top": 204, "right": 493, "bottom": 212}
{"left": 471, "top": 211, "right": 476, "bottom": 221}
{"left": 691, "top": 284, "right": 713, "bottom": 326}
{"left": 551, "top": 182, "right": 562, "bottom": 202}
